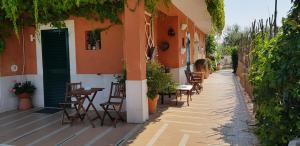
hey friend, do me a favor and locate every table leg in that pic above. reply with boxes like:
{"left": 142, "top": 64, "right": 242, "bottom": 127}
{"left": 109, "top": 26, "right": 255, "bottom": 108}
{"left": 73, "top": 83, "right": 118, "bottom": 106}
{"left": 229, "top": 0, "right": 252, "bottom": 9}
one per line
{"left": 79, "top": 96, "right": 95, "bottom": 128}
{"left": 160, "top": 94, "right": 164, "bottom": 104}
{"left": 187, "top": 90, "right": 190, "bottom": 106}
{"left": 180, "top": 90, "right": 182, "bottom": 100}
{"left": 175, "top": 91, "right": 178, "bottom": 105}
{"left": 87, "top": 92, "right": 103, "bottom": 123}
{"left": 190, "top": 90, "right": 193, "bottom": 101}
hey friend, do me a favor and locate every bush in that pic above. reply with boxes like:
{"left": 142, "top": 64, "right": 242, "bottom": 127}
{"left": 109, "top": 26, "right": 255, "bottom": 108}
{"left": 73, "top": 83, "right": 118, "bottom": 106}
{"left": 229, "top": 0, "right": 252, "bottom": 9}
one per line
{"left": 205, "top": 58, "right": 214, "bottom": 72}
{"left": 146, "top": 61, "right": 176, "bottom": 100}
{"left": 249, "top": 1, "right": 300, "bottom": 145}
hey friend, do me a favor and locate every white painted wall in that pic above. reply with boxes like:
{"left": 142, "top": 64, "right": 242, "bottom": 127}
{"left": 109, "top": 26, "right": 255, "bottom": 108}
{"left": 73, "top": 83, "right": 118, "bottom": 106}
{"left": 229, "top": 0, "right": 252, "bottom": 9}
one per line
{"left": 71, "top": 74, "right": 118, "bottom": 109}
{"left": 0, "top": 75, "right": 43, "bottom": 112}
{"left": 169, "top": 65, "right": 194, "bottom": 85}
{"left": 126, "top": 80, "right": 148, "bottom": 123}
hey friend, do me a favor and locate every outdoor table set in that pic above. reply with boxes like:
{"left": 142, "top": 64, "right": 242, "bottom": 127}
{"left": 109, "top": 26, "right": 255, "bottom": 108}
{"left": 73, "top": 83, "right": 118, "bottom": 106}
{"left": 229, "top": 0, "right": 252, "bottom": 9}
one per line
{"left": 59, "top": 82, "right": 125, "bottom": 128}
{"left": 69, "top": 88, "right": 104, "bottom": 128}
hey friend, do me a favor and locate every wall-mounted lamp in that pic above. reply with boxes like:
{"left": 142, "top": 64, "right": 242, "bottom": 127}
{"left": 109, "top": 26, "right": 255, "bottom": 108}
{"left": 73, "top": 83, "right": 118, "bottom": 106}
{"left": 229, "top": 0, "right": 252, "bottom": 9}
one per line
{"left": 168, "top": 28, "right": 175, "bottom": 36}
{"left": 30, "top": 34, "right": 35, "bottom": 42}
{"left": 181, "top": 24, "right": 188, "bottom": 31}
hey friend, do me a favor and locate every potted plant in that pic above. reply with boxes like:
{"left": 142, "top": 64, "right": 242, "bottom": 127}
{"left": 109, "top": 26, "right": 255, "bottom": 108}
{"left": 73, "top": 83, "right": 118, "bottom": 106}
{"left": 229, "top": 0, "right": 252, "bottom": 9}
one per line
{"left": 194, "top": 59, "right": 206, "bottom": 72}
{"left": 12, "top": 81, "right": 36, "bottom": 110}
{"left": 146, "top": 61, "right": 175, "bottom": 114}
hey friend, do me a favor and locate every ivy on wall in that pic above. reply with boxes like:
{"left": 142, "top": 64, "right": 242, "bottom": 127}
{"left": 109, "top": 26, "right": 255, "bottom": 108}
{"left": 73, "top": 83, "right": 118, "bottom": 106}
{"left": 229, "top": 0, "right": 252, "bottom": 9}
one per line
{"left": 205, "top": 0, "right": 225, "bottom": 34}
{"left": 0, "top": 0, "right": 125, "bottom": 53}
{"left": 0, "top": 0, "right": 222, "bottom": 53}
{"left": 0, "top": 0, "right": 172, "bottom": 53}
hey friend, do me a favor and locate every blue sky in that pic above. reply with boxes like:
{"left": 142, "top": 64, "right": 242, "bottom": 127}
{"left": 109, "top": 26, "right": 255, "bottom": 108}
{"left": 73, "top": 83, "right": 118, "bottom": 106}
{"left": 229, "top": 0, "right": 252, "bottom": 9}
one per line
{"left": 224, "top": 0, "right": 293, "bottom": 30}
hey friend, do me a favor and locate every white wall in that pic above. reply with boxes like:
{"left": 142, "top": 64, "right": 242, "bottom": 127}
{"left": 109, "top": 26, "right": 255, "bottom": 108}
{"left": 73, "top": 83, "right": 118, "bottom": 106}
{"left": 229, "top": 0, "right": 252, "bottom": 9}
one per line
{"left": 0, "top": 74, "right": 117, "bottom": 112}
{"left": 170, "top": 65, "right": 194, "bottom": 85}
{"left": 0, "top": 75, "right": 44, "bottom": 112}
{"left": 71, "top": 74, "right": 118, "bottom": 109}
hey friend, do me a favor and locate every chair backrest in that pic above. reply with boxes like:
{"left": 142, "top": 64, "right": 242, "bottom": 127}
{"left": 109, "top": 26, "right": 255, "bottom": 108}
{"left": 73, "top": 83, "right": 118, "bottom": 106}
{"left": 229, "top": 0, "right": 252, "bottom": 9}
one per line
{"left": 65, "top": 82, "right": 82, "bottom": 100}
{"left": 191, "top": 72, "right": 204, "bottom": 83}
{"left": 185, "top": 70, "right": 192, "bottom": 83}
{"left": 108, "top": 82, "right": 126, "bottom": 102}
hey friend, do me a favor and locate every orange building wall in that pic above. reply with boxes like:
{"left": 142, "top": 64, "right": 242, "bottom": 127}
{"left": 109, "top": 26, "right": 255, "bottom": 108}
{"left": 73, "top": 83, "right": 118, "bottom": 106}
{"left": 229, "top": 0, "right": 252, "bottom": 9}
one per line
{"left": 73, "top": 17, "right": 124, "bottom": 74}
{"left": 156, "top": 3, "right": 203, "bottom": 69}
{"left": 156, "top": 14, "right": 180, "bottom": 68}
{"left": 0, "top": 27, "right": 37, "bottom": 76}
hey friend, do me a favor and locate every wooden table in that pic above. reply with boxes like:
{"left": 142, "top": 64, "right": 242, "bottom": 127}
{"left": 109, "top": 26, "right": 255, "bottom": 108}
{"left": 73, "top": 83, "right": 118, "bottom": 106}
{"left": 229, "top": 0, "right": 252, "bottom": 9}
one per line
{"left": 176, "top": 85, "right": 193, "bottom": 106}
{"left": 70, "top": 88, "right": 104, "bottom": 128}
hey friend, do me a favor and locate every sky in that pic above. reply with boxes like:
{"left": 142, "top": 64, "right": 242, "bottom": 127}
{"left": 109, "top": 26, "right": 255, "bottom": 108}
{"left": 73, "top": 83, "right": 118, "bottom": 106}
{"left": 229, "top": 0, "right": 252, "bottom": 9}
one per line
{"left": 224, "top": 0, "right": 293, "bottom": 30}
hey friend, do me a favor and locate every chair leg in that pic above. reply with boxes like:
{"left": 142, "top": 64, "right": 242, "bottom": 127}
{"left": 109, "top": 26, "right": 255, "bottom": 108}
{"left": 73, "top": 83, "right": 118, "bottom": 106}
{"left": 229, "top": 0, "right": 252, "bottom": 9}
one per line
{"left": 113, "top": 105, "right": 125, "bottom": 122}
{"left": 100, "top": 106, "right": 106, "bottom": 126}
{"left": 100, "top": 105, "right": 114, "bottom": 126}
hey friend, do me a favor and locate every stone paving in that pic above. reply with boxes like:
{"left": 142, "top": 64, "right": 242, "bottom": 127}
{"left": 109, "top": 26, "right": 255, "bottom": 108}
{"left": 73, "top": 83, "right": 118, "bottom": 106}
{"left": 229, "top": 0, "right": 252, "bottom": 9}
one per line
{"left": 126, "top": 70, "right": 258, "bottom": 146}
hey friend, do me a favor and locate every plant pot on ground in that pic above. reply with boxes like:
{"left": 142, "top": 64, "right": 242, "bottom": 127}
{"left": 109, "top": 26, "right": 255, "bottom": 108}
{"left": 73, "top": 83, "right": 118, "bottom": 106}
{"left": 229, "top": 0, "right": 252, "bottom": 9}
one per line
{"left": 147, "top": 61, "right": 176, "bottom": 114}
{"left": 12, "top": 81, "right": 36, "bottom": 110}
{"left": 194, "top": 59, "right": 206, "bottom": 72}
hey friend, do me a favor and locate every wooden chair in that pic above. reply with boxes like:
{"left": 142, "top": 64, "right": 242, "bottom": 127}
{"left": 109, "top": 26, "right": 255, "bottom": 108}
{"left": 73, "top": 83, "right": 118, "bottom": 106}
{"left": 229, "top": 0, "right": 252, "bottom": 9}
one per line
{"left": 100, "top": 82, "right": 126, "bottom": 127}
{"left": 191, "top": 72, "right": 204, "bottom": 92}
{"left": 185, "top": 70, "right": 203, "bottom": 94}
{"left": 59, "top": 82, "right": 83, "bottom": 125}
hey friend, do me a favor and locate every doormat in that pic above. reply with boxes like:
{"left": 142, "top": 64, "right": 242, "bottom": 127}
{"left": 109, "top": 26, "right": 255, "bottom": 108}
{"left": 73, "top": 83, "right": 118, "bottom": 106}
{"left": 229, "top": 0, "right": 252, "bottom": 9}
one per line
{"left": 35, "top": 108, "right": 61, "bottom": 114}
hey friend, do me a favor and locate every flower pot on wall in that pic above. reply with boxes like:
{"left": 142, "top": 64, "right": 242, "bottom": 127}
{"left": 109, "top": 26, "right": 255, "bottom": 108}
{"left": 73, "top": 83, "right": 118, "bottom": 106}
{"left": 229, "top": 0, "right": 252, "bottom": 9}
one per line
{"left": 148, "top": 95, "right": 159, "bottom": 114}
{"left": 17, "top": 93, "right": 32, "bottom": 110}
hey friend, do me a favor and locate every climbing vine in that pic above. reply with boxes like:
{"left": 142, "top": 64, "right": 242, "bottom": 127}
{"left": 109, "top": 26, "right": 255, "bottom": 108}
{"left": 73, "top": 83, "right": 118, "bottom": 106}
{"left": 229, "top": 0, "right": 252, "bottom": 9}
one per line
{"left": 144, "top": 0, "right": 171, "bottom": 13}
{"left": 0, "top": 0, "right": 172, "bottom": 53}
{"left": 205, "top": 0, "right": 225, "bottom": 34}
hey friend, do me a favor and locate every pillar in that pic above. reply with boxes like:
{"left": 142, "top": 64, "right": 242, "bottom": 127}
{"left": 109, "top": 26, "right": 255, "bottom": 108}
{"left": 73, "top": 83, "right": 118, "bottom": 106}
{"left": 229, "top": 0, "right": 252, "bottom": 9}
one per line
{"left": 124, "top": 0, "right": 149, "bottom": 123}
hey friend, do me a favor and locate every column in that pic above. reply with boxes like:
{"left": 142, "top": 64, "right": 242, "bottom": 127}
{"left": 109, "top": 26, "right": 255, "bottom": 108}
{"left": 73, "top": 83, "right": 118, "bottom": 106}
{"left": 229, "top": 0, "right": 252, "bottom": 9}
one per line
{"left": 124, "top": 0, "right": 149, "bottom": 123}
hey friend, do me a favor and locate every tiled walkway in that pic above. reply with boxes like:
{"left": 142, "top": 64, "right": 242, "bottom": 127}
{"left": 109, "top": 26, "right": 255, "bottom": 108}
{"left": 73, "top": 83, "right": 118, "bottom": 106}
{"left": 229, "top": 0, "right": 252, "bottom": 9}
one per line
{"left": 126, "top": 70, "right": 258, "bottom": 146}
{"left": 0, "top": 108, "right": 138, "bottom": 146}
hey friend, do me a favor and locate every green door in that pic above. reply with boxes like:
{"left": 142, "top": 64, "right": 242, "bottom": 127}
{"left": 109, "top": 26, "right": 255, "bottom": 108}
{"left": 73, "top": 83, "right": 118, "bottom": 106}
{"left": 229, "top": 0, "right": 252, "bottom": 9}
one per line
{"left": 41, "top": 29, "right": 70, "bottom": 107}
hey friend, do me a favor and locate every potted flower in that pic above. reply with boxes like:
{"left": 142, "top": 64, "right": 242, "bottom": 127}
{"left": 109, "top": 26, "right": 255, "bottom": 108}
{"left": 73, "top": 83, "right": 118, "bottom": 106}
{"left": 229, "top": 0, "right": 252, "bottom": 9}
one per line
{"left": 12, "top": 81, "right": 36, "bottom": 110}
{"left": 147, "top": 61, "right": 175, "bottom": 114}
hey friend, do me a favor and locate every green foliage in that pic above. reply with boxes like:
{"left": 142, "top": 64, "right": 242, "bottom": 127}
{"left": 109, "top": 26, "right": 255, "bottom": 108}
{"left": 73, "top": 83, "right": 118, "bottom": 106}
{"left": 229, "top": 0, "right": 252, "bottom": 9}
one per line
{"left": 205, "top": 58, "right": 214, "bottom": 72}
{"left": 205, "top": 34, "right": 217, "bottom": 56}
{"left": 144, "top": 0, "right": 171, "bottom": 13}
{"left": 115, "top": 65, "right": 126, "bottom": 84}
{"left": 231, "top": 48, "right": 238, "bottom": 73}
{"left": 205, "top": 0, "right": 225, "bottom": 34}
{"left": 146, "top": 60, "right": 175, "bottom": 100}
{"left": 0, "top": 0, "right": 170, "bottom": 53}
{"left": 223, "top": 24, "right": 243, "bottom": 47}
{"left": 249, "top": 0, "right": 300, "bottom": 145}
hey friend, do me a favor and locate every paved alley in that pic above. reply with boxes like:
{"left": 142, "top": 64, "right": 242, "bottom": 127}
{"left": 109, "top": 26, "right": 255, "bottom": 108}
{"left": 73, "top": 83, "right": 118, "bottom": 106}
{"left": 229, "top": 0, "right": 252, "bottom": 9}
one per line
{"left": 126, "top": 70, "right": 258, "bottom": 146}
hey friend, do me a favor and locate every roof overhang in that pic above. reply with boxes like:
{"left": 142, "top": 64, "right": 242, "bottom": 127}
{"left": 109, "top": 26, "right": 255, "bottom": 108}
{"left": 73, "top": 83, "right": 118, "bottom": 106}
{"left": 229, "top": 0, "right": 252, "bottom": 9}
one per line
{"left": 171, "top": 0, "right": 212, "bottom": 34}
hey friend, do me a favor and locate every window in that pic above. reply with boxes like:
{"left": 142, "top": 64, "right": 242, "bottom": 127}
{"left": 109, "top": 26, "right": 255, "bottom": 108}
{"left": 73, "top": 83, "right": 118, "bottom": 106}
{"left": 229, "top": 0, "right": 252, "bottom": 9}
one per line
{"left": 86, "top": 30, "right": 101, "bottom": 50}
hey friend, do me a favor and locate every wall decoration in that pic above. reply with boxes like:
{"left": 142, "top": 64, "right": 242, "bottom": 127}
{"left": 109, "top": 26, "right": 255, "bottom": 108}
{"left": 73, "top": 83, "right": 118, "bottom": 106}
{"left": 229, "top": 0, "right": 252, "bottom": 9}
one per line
{"left": 159, "top": 41, "right": 169, "bottom": 51}
{"left": 168, "top": 28, "right": 175, "bottom": 36}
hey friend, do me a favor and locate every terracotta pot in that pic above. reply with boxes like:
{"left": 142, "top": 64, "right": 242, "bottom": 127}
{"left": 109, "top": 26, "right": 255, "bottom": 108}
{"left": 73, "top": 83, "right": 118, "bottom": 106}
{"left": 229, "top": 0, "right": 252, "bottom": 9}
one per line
{"left": 217, "top": 64, "right": 221, "bottom": 70}
{"left": 17, "top": 93, "right": 32, "bottom": 110}
{"left": 204, "top": 70, "right": 209, "bottom": 79}
{"left": 148, "top": 95, "right": 159, "bottom": 114}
